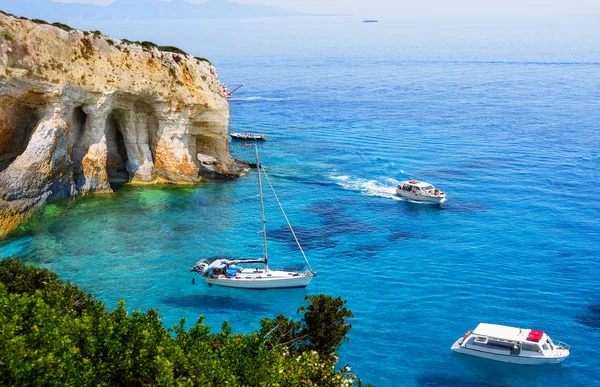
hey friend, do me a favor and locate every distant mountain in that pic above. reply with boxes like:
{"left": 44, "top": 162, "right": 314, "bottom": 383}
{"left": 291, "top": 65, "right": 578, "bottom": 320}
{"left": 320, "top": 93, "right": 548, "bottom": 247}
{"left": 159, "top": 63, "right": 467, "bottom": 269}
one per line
{"left": 0, "top": 0, "right": 304, "bottom": 21}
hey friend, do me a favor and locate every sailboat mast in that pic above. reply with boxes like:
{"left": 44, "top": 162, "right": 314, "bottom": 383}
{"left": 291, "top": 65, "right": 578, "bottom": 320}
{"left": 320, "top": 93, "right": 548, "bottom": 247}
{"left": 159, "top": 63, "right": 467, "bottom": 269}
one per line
{"left": 254, "top": 145, "right": 268, "bottom": 270}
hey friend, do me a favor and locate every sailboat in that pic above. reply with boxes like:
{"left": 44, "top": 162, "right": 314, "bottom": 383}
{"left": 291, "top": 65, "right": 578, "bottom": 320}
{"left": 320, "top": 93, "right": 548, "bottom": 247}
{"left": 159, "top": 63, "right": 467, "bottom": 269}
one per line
{"left": 190, "top": 145, "right": 315, "bottom": 289}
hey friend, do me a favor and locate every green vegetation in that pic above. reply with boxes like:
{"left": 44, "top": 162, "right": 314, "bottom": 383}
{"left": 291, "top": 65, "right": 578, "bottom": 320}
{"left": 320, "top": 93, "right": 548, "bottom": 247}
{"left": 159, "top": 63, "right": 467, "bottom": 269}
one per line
{"left": 118, "top": 39, "right": 199, "bottom": 59}
{"left": 31, "top": 19, "right": 49, "bottom": 25}
{"left": 158, "top": 45, "right": 187, "bottom": 56}
{"left": 0, "top": 31, "right": 12, "bottom": 41}
{"left": 1, "top": 10, "right": 214, "bottom": 65}
{"left": 141, "top": 41, "right": 158, "bottom": 49}
{"left": 51, "top": 22, "right": 73, "bottom": 32}
{"left": 0, "top": 258, "right": 365, "bottom": 386}
{"left": 121, "top": 39, "right": 160, "bottom": 52}
{"left": 194, "top": 57, "right": 212, "bottom": 65}
{"left": 261, "top": 295, "right": 354, "bottom": 359}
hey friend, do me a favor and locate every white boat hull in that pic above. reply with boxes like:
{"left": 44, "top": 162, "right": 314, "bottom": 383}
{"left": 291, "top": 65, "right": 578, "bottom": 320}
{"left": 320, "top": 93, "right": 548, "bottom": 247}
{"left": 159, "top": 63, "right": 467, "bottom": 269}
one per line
{"left": 396, "top": 188, "right": 446, "bottom": 203}
{"left": 451, "top": 338, "right": 569, "bottom": 365}
{"left": 204, "top": 269, "right": 313, "bottom": 289}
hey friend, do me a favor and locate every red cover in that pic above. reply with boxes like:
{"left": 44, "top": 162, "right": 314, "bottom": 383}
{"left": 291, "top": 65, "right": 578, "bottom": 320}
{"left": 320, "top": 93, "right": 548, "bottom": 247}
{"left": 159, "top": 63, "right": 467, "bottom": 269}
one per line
{"left": 527, "top": 330, "right": 544, "bottom": 342}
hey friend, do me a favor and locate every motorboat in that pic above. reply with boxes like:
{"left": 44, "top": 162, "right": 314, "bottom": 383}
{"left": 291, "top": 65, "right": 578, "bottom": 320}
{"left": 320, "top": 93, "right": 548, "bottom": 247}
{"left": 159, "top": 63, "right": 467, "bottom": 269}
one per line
{"left": 396, "top": 180, "right": 446, "bottom": 203}
{"left": 451, "top": 323, "right": 570, "bottom": 365}
{"left": 190, "top": 145, "right": 314, "bottom": 290}
{"left": 230, "top": 132, "right": 266, "bottom": 140}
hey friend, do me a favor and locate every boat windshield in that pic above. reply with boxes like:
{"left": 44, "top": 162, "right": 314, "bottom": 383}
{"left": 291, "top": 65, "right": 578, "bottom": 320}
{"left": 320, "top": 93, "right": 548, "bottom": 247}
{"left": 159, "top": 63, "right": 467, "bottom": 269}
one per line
{"left": 423, "top": 185, "right": 434, "bottom": 191}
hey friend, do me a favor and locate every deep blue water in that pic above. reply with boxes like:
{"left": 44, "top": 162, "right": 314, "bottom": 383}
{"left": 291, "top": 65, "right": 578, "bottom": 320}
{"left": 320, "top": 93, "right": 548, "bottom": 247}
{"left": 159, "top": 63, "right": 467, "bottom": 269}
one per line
{"left": 2, "top": 16, "right": 600, "bottom": 386}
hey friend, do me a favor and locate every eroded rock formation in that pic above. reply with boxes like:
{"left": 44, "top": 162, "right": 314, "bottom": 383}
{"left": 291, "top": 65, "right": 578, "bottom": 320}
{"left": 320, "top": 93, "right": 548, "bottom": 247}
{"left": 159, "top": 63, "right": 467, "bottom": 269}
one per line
{"left": 0, "top": 12, "right": 244, "bottom": 239}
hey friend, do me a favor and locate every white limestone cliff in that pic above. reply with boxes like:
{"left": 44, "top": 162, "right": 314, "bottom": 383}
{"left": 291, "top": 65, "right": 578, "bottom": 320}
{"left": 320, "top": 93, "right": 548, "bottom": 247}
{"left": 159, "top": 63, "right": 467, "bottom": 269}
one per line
{"left": 0, "top": 12, "right": 245, "bottom": 239}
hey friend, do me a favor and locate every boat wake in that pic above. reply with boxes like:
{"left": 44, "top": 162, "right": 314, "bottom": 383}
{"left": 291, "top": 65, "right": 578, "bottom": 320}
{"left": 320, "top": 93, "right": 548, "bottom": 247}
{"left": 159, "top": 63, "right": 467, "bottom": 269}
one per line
{"left": 328, "top": 174, "right": 402, "bottom": 200}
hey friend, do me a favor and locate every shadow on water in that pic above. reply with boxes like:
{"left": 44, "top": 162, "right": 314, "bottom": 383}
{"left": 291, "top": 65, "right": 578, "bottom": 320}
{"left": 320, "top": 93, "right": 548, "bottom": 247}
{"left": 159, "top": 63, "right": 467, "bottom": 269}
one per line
{"left": 440, "top": 199, "right": 489, "bottom": 214}
{"left": 401, "top": 201, "right": 446, "bottom": 215}
{"left": 268, "top": 171, "right": 336, "bottom": 188}
{"left": 269, "top": 201, "right": 372, "bottom": 250}
{"left": 576, "top": 303, "right": 600, "bottom": 329}
{"left": 269, "top": 226, "right": 338, "bottom": 250}
{"left": 444, "top": 353, "right": 570, "bottom": 385}
{"left": 162, "top": 294, "right": 271, "bottom": 314}
{"left": 556, "top": 251, "right": 574, "bottom": 258}
{"left": 305, "top": 201, "right": 372, "bottom": 234}
{"left": 418, "top": 167, "right": 470, "bottom": 181}
{"left": 388, "top": 230, "right": 428, "bottom": 242}
{"left": 416, "top": 373, "right": 498, "bottom": 387}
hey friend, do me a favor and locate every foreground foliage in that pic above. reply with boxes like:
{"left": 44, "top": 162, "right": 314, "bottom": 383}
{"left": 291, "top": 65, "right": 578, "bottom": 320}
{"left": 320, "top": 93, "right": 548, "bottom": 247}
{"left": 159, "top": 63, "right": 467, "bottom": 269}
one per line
{"left": 0, "top": 259, "right": 363, "bottom": 386}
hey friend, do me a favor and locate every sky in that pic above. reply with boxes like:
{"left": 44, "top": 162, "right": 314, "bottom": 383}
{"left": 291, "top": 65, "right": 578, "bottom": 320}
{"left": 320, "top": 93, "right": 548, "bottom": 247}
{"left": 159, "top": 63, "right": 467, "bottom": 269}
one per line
{"left": 51, "top": 0, "right": 600, "bottom": 20}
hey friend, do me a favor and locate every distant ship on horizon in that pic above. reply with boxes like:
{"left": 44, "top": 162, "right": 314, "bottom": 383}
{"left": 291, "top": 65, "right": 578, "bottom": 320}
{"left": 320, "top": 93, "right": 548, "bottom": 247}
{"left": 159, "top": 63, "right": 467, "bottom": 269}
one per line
{"left": 363, "top": 19, "right": 379, "bottom": 23}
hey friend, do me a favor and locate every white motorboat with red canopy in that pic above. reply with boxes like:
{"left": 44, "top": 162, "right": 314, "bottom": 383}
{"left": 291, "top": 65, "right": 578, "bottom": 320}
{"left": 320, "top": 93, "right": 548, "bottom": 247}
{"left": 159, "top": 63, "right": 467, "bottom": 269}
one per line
{"left": 451, "top": 323, "right": 570, "bottom": 365}
{"left": 396, "top": 180, "right": 446, "bottom": 203}
{"left": 190, "top": 145, "right": 314, "bottom": 289}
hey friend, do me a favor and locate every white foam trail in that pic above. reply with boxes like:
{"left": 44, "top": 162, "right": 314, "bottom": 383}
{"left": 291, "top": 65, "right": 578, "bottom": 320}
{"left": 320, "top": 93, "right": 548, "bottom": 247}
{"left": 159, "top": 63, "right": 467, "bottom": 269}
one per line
{"left": 329, "top": 174, "right": 402, "bottom": 200}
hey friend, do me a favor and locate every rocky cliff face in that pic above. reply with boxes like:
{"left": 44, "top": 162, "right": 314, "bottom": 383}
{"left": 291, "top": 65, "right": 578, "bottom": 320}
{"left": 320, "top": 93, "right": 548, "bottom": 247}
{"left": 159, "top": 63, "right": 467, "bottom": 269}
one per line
{"left": 0, "top": 12, "right": 243, "bottom": 239}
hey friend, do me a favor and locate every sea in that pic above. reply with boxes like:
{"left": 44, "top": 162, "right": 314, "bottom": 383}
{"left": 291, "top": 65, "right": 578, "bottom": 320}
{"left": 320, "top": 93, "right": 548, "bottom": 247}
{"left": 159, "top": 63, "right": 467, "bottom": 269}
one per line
{"left": 1, "top": 15, "right": 600, "bottom": 386}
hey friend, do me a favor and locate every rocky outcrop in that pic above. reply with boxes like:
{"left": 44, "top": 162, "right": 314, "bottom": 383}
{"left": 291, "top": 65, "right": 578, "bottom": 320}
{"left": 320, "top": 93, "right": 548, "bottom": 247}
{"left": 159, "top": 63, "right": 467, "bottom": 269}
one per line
{"left": 0, "top": 12, "right": 245, "bottom": 239}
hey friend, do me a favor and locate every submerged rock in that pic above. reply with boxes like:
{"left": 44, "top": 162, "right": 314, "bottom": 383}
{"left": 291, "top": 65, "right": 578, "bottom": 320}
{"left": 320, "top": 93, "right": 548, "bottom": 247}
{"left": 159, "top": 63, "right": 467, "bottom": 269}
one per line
{"left": 0, "top": 12, "right": 245, "bottom": 238}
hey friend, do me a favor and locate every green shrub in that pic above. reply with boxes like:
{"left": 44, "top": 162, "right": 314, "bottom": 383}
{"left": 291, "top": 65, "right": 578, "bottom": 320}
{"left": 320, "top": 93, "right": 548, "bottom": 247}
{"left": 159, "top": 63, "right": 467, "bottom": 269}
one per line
{"left": 92, "top": 30, "right": 102, "bottom": 36}
{"left": 0, "top": 31, "right": 12, "bottom": 41}
{"left": 141, "top": 41, "right": 157, "bottom": 50}
{"left": 261, "top": 294, "right": 354, "bottom": 359}
{"left": 159, "top": 45, "right": 188, "bottom": 56}
{"left": 51, "top": 22, "right": 73, "bottom": 32}
{"left": 0, "top": 258, "right": 366, "bottom": 386}
{"left": 194, "top": 56, "right": 212, "bottom": 65}
{"left": 31, "top": 19, "right": 48, "bottom": 25}
{"left": 299, "top": 294, "right": 354, "bottom": 357}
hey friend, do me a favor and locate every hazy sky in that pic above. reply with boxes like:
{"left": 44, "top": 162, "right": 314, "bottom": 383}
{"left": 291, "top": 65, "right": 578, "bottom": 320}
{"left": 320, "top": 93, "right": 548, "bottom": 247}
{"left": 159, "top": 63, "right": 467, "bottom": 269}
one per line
{"left": 52, "top": 0, "right": 600, "bottom": 19}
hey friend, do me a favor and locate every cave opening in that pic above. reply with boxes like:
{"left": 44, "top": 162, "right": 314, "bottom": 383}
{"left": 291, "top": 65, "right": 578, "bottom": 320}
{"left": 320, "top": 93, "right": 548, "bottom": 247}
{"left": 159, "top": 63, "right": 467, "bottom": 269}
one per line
{"left": 0, "top": 101, "right": 42, "bottom": 173}
{"left": 105, "top": 112, "right": 129, "bottom": 189}
{"left": 194, "top": 134, "right": 221, "bottom": 167}
{"left": 70, "top": 106, "right": 88, "bottom": 185}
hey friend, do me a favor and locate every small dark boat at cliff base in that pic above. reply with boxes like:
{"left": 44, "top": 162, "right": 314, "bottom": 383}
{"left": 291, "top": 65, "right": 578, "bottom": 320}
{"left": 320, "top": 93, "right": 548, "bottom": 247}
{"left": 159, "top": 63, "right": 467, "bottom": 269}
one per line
{"left": 230, "top": 132, "right": 266, "bottom": 140}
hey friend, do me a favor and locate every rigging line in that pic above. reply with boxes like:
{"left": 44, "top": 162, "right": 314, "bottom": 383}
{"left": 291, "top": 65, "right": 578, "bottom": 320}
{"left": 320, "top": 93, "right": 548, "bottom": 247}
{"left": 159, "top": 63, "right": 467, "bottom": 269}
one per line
{"left": 260, "top": 165, "right": 314, "bottom": 274}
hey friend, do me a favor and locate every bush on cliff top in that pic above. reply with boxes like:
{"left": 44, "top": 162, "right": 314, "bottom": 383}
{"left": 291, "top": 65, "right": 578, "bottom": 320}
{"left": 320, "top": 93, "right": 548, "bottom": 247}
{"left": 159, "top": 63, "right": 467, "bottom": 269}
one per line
{"left": 0, "top": 258, "right": 366, "bottom": 386}
{"left": 158, "top": 45, "right": 188, "bottom": 56}
{"left": 51, "top": 22, "right": 73, "bottom": 32}
{"left": 0, "top": 11, "right": 213, "bottom": 65}
{"left": 195, "top": 56, "right": 212, "bottom": 65}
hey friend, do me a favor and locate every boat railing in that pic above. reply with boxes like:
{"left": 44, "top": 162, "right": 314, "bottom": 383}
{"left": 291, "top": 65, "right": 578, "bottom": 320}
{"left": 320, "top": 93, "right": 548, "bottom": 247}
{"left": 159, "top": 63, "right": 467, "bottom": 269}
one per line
{"left": 272, "top": 265, "right": 307, "bottom": 274}
{"left": 554, "top": 341, "right": 570, "bottom": 350}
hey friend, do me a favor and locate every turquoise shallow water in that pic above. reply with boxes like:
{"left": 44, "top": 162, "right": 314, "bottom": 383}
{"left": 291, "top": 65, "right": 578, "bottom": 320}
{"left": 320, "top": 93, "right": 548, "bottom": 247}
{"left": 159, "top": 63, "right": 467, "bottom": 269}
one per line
{"left": 2, "top": 16, "right": 600, "bottom": 386}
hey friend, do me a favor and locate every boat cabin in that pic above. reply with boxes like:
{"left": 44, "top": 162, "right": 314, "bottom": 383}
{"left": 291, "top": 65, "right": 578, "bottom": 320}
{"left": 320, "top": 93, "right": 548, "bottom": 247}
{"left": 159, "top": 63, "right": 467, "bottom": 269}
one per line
{"left": 466, "top": 323, "right": 557, "bottom": 355}
{"left": 398, "top": 180, "right": 435, "bottom": 192}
